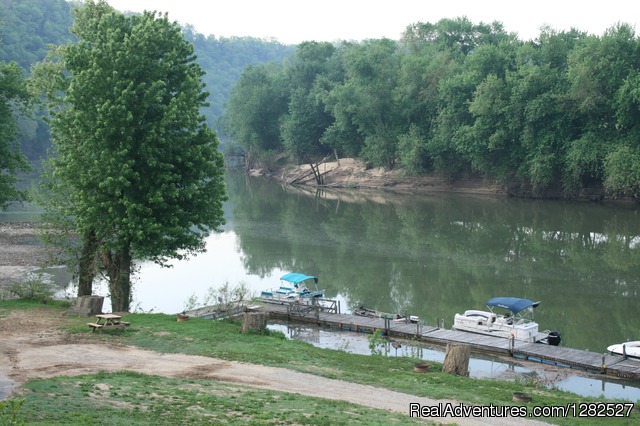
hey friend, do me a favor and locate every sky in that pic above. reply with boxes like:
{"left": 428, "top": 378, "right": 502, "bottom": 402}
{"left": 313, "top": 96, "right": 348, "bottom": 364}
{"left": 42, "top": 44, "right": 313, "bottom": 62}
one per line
{"left": 105, "top": 0, "right": 638, "bottom": 45}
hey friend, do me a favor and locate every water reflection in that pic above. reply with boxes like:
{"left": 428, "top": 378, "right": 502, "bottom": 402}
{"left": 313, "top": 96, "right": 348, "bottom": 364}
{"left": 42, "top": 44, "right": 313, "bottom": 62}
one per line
{"left": 268, "top": 322, "right": 640, "bottom": 402}
{"left": 58, "top": 172, "right": 640, "bottom": 355}
{"left": 226, "top": 173, "right": 640, "bottom": 352}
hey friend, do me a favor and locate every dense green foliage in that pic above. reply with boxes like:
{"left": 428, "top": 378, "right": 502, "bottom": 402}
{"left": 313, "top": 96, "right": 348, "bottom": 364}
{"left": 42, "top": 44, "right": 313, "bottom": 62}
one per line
{"left": 0, "top": 60, "right": 31, "bottom": 209}
{"left": 181, "top": 26, "right": 294, "bottom": 132}
{"left": 0, "top": 0, "right": 293, "bottom": 162}
{"left": 34, "top": 1, "right": 227, "bottom": 311}
{"left": 223, "top": 18, "right": 640, "bottom": 199}
{"left": 0, "top": 0, "right": 73, "bottom": 70}
{"left": 0, "top": 0, "right": 73, "bottom": 161}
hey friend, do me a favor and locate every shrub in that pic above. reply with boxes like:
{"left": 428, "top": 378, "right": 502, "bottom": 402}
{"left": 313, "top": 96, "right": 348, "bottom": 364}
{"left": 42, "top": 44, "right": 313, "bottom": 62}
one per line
{"left": 8, "top": 273, "right": 55, "bottom": 304}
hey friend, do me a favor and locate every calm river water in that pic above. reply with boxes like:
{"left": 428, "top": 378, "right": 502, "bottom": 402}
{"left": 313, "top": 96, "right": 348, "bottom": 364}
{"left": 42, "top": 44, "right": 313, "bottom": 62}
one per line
{"left": 47, "top": 172, "right": 640, "bottom": 353}
{"left": 4, "top": 171, "right": 640, "bottom": 400}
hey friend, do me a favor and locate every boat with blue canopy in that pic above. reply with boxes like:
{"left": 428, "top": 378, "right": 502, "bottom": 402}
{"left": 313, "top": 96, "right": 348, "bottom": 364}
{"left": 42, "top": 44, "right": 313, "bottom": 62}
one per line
{"left": 260, "top": 273, "right": 325, "bottom": 304}
{"left": 453, "top": 297, "right": 561, "bottom": 345}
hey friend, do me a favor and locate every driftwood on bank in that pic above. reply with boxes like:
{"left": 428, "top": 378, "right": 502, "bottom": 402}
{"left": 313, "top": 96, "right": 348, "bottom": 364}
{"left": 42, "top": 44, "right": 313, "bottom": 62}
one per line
{"left": 442, "top": 343, "right": 470, "bottom": 376}
{"left": 288, "top": 154, "right": 334, "bottom": 185}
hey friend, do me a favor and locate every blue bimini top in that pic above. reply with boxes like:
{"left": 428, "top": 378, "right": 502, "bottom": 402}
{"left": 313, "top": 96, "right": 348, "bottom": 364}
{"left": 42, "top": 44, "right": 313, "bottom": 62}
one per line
{"left": 280, "top": 273, "right": 319, "bottom": 288}
{"left": 486, "top": 297, "right": 540, "bottom": 314}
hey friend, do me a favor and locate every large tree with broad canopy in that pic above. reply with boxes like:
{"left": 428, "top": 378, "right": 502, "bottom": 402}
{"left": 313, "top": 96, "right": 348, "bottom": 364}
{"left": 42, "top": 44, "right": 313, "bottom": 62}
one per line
{"left": 34, "top": 0, "right": 227, "bottom": 311}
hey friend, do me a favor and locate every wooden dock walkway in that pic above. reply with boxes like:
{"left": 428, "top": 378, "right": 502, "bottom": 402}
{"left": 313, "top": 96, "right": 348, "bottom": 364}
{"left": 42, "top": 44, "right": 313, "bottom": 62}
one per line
{"left": 255, "top": 301, "right": 640, "bottom": 381}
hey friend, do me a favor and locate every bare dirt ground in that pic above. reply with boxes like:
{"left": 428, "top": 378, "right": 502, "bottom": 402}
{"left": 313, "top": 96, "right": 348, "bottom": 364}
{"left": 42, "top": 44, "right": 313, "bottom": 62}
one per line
{"left": 0, "top": 307, "right": 550, "bottom": 426}
{"left": 257, "top": 157, "right": 507, "bottom": 196}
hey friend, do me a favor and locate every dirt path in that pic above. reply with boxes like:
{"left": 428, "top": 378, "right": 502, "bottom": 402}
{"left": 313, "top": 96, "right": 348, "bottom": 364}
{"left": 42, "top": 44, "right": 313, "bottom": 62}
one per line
{"left": 0, "top": 307, "right": 551, "bottom": 425}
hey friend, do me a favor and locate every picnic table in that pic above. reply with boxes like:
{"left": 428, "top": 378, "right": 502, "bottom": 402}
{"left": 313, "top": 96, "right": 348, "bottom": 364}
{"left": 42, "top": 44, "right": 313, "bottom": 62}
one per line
{"left": 87, "top": 314, "right": 130, "bottom": 333}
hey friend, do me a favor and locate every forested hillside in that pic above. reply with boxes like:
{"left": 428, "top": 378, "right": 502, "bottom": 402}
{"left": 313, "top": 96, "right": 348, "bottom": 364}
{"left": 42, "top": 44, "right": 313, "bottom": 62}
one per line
{"left": 0, "top": 0, "right": 293, "bottom": 160}
{"left": 4, "top": 1, "right": 640, "bottom": 200}
{"left": 222, "top": 18, "right": 640, "bottom": 200}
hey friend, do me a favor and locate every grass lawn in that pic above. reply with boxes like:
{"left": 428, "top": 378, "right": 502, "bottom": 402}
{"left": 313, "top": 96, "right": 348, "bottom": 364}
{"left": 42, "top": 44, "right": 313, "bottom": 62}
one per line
{"left": 1, "top": 300, "right": 638, "bottom": 425}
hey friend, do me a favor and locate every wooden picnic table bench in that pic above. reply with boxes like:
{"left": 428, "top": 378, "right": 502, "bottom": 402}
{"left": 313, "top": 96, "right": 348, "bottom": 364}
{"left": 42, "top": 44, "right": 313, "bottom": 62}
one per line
{"left": 87, "top": 314, "right": 130, "bottom": 333}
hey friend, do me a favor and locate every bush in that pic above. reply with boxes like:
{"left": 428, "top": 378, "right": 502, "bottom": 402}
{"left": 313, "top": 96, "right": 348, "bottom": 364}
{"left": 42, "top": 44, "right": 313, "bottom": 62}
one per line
{"left": 8, "top": 273, "right": 56, "bottom": 304}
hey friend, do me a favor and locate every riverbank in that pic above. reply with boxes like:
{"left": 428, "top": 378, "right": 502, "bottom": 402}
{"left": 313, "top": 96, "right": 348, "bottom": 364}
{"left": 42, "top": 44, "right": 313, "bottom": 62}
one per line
{"left": 254, "top": 157, "right": 631, "bottom": 203}
{"left": 254, "top": 158, "right": 508, "bottom": 196}
{"left": 0, "top": 222, "right": 54, "bottom": 289}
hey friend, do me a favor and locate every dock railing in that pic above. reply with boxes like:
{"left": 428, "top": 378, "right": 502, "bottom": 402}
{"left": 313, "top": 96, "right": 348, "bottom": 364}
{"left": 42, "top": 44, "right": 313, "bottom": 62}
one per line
{"left": 286, "top": 297, "right": 340, "bottom": 319}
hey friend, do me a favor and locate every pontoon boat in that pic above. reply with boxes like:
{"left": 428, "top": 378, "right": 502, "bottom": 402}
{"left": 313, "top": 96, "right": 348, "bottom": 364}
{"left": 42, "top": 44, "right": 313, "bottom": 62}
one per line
{"left": 260, "top": 273, "right": 325, "bottom": 304}
{"left": 453, "top": 297, "right": 561, "bottom": 345}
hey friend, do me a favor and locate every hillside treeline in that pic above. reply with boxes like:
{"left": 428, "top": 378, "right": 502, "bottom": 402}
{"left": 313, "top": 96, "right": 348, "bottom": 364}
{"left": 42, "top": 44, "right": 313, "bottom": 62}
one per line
{"left": 0, "top": 0, "right": 293, "bottom": 160}
{"left": 222, "top": 18, "right": 640, "bottom": 199}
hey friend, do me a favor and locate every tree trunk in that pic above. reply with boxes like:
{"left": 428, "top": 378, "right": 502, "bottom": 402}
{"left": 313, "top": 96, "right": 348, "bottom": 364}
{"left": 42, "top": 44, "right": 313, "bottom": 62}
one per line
{"left": 442, "top": 344, "right": 470, "bottom": 376}
{"left": 103, "top": 246, "right": 132, "bottom": 312}
{"left": 77, "top": 229, "right": 98, "bottom": 297}
{"left": 241, "top": 312, "right": 267, "bottom": 334}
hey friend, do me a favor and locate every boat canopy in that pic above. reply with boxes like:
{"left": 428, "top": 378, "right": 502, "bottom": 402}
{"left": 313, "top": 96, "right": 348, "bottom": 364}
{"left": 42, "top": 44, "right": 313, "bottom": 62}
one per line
{"left": 280, "top": 273, "right": 318, "bottom": 287}
{"left": 486, "top": 297, "right": 540, "bottom": 314}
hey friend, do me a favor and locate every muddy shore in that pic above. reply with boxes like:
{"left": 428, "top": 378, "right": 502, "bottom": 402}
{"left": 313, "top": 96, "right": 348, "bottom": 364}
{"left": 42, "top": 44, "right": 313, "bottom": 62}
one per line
{"left": 0, "top": 222, "right": 54, "bottom": 289}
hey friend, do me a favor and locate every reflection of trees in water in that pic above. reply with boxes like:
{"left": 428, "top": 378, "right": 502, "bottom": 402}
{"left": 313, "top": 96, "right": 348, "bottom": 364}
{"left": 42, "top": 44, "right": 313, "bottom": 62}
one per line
{"left": 227, "top": 172, "right": 640, "bottom": 350}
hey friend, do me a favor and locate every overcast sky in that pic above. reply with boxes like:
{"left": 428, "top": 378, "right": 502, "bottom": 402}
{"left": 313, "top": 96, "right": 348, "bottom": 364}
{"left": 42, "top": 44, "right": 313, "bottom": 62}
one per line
{"left": 105, "top": 0, "right": 637, "bottom": 44}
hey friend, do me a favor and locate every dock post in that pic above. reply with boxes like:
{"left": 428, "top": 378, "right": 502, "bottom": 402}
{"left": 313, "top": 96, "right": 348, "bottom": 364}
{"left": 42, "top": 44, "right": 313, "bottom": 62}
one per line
{"left": 384, "top": 317, "right": 390, "bottom": 334}
{"left": 443, "top": 344, "right": 470, "bottom": 376}
{"left": 439, "top": 318, "right": 444, "bottom": 329}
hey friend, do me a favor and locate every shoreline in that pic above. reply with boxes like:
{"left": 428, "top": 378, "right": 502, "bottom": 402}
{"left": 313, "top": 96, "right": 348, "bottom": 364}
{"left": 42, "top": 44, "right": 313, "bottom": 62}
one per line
{"left": 0, "top": 222, "right": 54, "bottom": 289}
{"left": 252, "top": 157, "right": 637, "bottom": 205}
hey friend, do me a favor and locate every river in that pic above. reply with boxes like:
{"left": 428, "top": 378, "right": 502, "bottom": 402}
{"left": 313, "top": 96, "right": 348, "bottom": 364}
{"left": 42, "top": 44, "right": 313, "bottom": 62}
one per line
{"left": 4, "top": 171, "right": 640, "bottom": 401}
{"left": 107, "top": 172, "right": 639, "bottom": 352}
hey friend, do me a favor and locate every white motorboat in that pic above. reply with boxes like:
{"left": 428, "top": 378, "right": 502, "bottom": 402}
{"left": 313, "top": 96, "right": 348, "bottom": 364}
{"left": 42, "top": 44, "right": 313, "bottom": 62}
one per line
{"left": 260, "top": 273, "right": 325, "bottom": 304}
{"left": 607, "top": 341, "right": 640, "bottom": 358}
{"left": 453, "top": 297, "right": 561, "bottom": 345}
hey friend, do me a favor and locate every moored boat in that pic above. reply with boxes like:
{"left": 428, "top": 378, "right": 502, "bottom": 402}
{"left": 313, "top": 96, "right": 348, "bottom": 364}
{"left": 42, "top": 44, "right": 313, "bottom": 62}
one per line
{"left": 453, "top": 297, "right": 561, "bottom": 345}
{"left": 607, "top": 341, "right": 640, "bottom": 358}
{"left": 260, "top": 273, "right": 325, "bottom": 304}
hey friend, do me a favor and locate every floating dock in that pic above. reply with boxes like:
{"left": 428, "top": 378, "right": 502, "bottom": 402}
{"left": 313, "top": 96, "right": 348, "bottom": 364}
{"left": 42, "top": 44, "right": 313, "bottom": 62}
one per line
{"left": 253, "top": 301, "right": 640, "bottom": 381}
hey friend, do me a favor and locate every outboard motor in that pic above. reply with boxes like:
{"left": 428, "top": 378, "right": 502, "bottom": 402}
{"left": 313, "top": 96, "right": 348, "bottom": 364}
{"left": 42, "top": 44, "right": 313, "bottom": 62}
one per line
{"left": 547, "top": 330, "right": 561, "bottom": 346}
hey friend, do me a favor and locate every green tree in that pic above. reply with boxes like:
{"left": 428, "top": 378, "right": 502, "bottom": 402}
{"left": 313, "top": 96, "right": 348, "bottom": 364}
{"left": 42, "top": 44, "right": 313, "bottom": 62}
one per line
{"left": 603, "top": 145, "right": 640, "bottom": 197}
{"left": 564, "top": 24, "right": 640, "bottom": 192}
{"left": 281, "top": 42, "right": 336, "bottom": 163}
{"left": 36, "top": 1, "right": 227, "bottom": 311}
{"left": 509, "top": 29, "right": 583, "bottom": 193}
{"left": 325, "top": 39, "right": 401, "bottom": 168}
{"left": 221, "top": 63, "right": 288, "bottom": 170}
{"left": 0, "top": 61, "right": 32, "bottom": 209}
{"left": 0, "top": 0, "right": 74, "bottom": 162}
{"left": 181, "top": 28, "right": 294, "bottom": 134}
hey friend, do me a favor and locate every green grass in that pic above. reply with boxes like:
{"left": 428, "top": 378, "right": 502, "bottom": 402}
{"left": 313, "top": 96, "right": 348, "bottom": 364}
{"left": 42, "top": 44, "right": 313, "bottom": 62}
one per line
{"left": 0, "top": 298, "right": 69, "bottom": 318}
{"left": 2, "top": 300, "right": 639, "bottom": 425}
{"left": 10, "top": 371, "right": 431, "bottom": 425}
